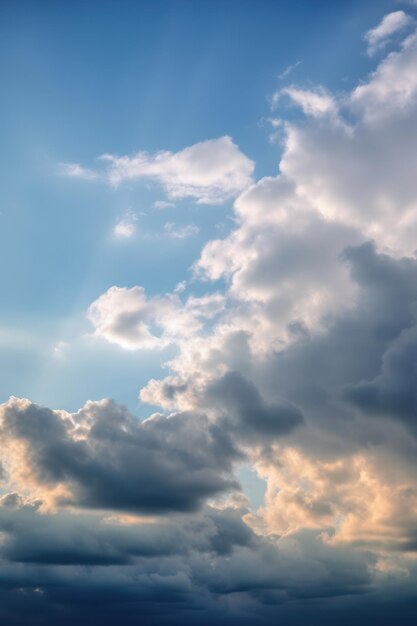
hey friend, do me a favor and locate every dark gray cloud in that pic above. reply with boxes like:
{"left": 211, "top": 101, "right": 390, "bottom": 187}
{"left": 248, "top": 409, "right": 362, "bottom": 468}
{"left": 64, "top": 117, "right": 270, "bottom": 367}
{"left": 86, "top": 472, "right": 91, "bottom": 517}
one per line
{"left": 0, "top": 495, "right": 384, "bottom": 626}
{"left": 206, "top": 371, "right": 303, "bottom": 440}
{"left": 0, "top": 496, "right": 190, "bottom": 565}
{"left": 346, "top": 323, "right": 417, "bottom": 435}
{"left": 0, "top": 398, "right": 238, "bottom": 513}
{"left": 0, "top": 494, "right": 258, "bottom": 565}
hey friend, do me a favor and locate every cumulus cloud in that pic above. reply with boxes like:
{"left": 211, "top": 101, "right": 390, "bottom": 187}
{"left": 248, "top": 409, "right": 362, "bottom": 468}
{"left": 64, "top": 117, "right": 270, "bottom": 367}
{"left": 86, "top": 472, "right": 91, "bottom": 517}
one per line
{"left": 6, "top": 12, "right": 417, "bottom": 625}
{"left": 276, "top": 34, "right": 417, "bottom": 254}
{"left": 61, "top": 137, "right": 254, "bottom": 204}
{"left": 134, "top": 24, "right": 417, "bottom": 589}
{"left": 114, "top": 221, "right": 135, "bottom": 238}
{"left": 277, "top": 86, "right": 339, "bottom": 119}
{"left": 87, "top": 286, "right": 225, "bottom": 350}
{"left": 365, "top": 10, "right": 412, "bottom": 56}
{"left": 194, "top": 177, "right": 361, "bottom": 355}
{"left": 352, "top": 29, "right": 417, "bottom": 125}
{"left": 113, "top": 211, "right": 138, "bottom": 239}
{"left": 101, "top": 136, "right": 254, "bottom": 203}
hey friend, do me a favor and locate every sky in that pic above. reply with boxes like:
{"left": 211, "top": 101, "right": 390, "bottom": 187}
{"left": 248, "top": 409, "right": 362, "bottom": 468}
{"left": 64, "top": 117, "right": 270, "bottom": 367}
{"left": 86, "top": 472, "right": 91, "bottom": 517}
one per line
{"left": 1, "top": 0, "right": 417, "bottom": 624}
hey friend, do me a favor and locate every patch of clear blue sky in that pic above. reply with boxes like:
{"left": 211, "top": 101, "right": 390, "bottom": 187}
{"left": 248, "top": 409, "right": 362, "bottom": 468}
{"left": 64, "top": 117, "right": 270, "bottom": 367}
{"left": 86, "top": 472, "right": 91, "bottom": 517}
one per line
{"left": 0, "top": 0, "right": 395, "bottom": 412}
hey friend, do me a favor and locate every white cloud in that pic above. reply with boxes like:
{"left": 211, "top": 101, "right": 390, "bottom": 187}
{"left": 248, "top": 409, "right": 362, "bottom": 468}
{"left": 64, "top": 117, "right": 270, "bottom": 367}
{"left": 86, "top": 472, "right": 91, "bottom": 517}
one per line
{"left": 113, "top": 211, "right": 138, "bottom": 238}
{"left": 278, "top": 86, "right": 339, "bottom": 119}
{"left": 87, "top": 286, "right": 225, "bottom": 351}
{"left": 88, "top": 22, "right": 417, "bottom": 382}
{"left": 114, "top": 220, "right": 135, "bottom": 238}
{"left": 352, "top": 30, "right": 417, "bottom": 124}
{"left": 136, "top": 20, "right": 417, "bottom": 422}
{"left": 279, "top": 32, "right": 417, "bottom": 254}
{"left": 87, "top": 286, "right": 170, "bottom": 350}
{"left": 365, "top": 10, "right": 411, "bottom": 56}
{"left": 60, "top": 137, "right": 253, "bottom": 204}
{"left": 101, "top": 136, "right": 254, "bottom": 204}
{"left": 59, "top": 162, "right": 99, "bottom": 180}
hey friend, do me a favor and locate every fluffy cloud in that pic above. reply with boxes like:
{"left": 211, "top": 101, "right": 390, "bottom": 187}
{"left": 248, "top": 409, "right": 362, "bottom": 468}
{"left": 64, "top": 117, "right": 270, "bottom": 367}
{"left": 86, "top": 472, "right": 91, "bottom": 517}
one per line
{"left": 278, "top": 33, "right": 417, "bottom": 254}
{"left": 196, "top": 177, "right": 361, "bottom": 350}
{"left": 352, "top": 30, "right": 417, "bottom": 125}
{"left": 135, "top": 22, "right": 417, "bottom": 585}
{"left": 113, "top": 213, "right": 137, "bottom": 238}
{"left": 61, "top": 136, "right": 254, "bottom": 204}
{"left": 275, "top": 86, "right": 339, "bottom": 119}
{"left": 87, "top": 286, "right": 225, "bottom": 350}
{"left": 365, "top": 11, "right": 412, "bottom": 56}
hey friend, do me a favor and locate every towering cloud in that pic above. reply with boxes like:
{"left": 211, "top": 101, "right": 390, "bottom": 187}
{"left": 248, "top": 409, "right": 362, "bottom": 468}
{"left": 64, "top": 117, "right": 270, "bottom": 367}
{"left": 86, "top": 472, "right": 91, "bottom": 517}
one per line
{"left": 3, "top": 10, "right": 417, "bottom": 625}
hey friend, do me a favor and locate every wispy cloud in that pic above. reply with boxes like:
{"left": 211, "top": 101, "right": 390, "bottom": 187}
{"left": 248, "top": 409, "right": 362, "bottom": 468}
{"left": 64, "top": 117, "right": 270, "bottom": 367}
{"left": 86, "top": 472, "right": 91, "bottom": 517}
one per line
{"left": 154, "top": 199, "right": 176, "bottom": 210}
{"left": 163, "top": 222, "right": 199, "bottom": 239}
{"left": 58, "top": 162, "right": 99, "bottom": 180}
{"left": 278, "top": 59, "right": 303, "bottom": 80}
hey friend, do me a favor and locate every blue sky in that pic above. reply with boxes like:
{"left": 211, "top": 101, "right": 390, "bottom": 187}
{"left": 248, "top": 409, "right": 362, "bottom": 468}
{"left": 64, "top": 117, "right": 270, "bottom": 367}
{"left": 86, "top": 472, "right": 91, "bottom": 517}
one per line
{"left": 0, "top": 0, "right": 396, "bottom": 412}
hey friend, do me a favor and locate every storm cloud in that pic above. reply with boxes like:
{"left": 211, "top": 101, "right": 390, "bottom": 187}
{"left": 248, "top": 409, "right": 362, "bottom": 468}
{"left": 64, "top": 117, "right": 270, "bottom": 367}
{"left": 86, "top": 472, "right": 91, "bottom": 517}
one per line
{"left": 0, "top": 398, "right": 238, "bottom": 513}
